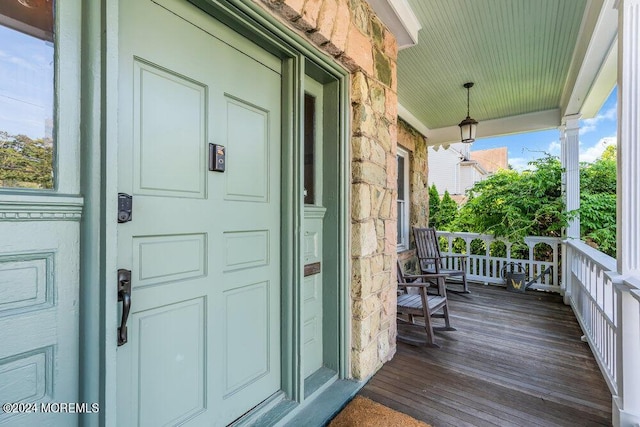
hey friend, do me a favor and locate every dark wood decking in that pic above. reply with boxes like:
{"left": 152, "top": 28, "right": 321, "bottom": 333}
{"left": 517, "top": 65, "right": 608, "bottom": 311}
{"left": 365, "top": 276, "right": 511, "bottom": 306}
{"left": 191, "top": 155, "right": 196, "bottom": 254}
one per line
{"left": 359, "top": 283, "right": 613, "bottom": 427}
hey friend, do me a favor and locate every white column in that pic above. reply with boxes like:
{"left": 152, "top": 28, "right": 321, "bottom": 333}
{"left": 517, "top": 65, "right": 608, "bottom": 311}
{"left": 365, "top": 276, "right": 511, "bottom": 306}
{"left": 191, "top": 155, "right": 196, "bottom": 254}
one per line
{"left": 614, "top": 1, "right": 640, "bottom": 425}
{"left": 559, "top": 125, "right": 569, "bottom": 298}
{"left": 617, "top": 0, "right": 640, "bottom": 276}
{"left": 561, "top": 114, "right": 581, "bottom": 240}
{"left": 560, "top": 116, "right": 580, "bottom": 303}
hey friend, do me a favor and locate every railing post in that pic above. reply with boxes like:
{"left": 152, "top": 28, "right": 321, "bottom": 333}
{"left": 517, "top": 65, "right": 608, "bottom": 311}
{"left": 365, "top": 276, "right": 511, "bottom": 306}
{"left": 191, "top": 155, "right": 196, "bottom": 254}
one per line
{"left": 614, "top": 281, "right": 640, "bottom": 426}
{"left": 484, "top": 237, "right": 491, "bottom": 284}
{"left": 525, "top": 239, "right": 535, "bottom": 284}
{"left": 553, "top": 240, "right": 560, "bottom": 289}
{"left": 561, "top": 242, "right": 570, "bottom": 302}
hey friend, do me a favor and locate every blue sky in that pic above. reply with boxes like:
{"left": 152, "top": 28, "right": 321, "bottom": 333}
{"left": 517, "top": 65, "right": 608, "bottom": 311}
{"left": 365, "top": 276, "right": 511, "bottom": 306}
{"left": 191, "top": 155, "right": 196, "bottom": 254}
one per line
{"left": 0, "top": 24, "right": 54, "bottom": 139}
{"left": 472, "top": 87, "right": 618, "bottom": 170}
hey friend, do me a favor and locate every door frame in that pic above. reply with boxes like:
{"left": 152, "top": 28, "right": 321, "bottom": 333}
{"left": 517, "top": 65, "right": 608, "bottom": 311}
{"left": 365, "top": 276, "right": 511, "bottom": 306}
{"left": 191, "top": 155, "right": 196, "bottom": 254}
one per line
{"left": 80, "top": 0, "right": 351, "bottom": 423}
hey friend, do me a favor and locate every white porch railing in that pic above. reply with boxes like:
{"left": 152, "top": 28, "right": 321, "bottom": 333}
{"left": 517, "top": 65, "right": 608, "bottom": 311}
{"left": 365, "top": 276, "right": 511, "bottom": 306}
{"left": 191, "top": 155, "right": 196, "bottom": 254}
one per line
{"left": 564, "top": 242, "right": 640, "bottom": 424}
{"left": 435, "top": 231, "right": 561, "bottom": 292}
{"left": 565, "top": 239, "right": 618, "bottom": 395}
{"left": 437, "top": 231, "right": 640, "bottom": 420}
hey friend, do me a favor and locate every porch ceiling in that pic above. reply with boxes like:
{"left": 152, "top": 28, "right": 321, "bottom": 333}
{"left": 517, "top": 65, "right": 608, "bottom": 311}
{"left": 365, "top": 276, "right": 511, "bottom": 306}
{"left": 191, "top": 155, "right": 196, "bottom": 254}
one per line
{"left": 394, "top": 0, "right": 618, "bottom": 145}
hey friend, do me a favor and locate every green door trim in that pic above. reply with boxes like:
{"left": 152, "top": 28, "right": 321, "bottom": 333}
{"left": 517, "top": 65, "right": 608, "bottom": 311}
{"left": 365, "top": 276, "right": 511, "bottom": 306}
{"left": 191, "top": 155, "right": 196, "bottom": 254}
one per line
{"left": 82, "top": 0, "right": 351, "bottom": 424}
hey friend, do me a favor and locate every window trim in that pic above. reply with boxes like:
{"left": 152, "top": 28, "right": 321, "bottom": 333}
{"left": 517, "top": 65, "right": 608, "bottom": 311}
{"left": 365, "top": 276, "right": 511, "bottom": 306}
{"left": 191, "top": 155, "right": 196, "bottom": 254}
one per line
{"left": 397, "top": 147, "right": 410, "bottom": 251}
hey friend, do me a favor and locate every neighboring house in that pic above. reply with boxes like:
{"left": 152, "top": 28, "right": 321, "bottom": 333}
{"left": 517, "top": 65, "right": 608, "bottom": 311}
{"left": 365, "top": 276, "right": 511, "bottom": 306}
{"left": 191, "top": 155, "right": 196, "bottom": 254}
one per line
{"left": 427, "top": 144, "right": 507, "bottom": 202}
{"left": 1, "top": 0, "right": 638, "bottom": 426}
{"left": 471, "top": 146, "right": 509, "bottom": 174}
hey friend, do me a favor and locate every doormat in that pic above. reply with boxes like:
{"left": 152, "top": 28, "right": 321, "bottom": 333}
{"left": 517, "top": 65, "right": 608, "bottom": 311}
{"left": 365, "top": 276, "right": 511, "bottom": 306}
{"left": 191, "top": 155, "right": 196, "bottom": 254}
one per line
{"left": 328, "top": 396, "right": 431, "bottom": 427}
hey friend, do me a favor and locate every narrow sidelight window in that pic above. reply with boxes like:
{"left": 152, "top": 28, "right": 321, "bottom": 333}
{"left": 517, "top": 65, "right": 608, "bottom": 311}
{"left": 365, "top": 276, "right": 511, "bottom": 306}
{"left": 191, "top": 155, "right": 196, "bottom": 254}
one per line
{"left": 0, "top": 0, "right": 55, "bottom": 189}
{"left": 397, "top": 148, "right": 409, "bottom": 251}
{"left": 304, "top": 93, "right": 315, "bottom": 205}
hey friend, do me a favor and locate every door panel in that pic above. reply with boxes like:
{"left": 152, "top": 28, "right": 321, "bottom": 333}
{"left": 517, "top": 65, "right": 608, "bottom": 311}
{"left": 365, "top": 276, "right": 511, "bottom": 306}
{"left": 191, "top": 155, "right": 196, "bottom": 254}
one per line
{"left": 223, "top": 231, "right": 269, "bottom": 271}
{"left": 223, "top": 281, "right": 270, "bottom": 396}
{"left": 0, "top": 223, "right": 79, "bottom": 426}
{"left": 302, "top": 213, "right": 324, "bottom": 378}
{"left": 134, "top": 60, "right": 207, "bottom": 198}
{"left": 117, "top": 0, "right": 281, "bottom": 425}
{"left": 134, "top": 233, "right": 207, "bottom": 288}
{"left": 224, "top": 97, "right": 270, "bottom": 202}
{"left": 135, "top": 298, "right": 206, "bottom": 426}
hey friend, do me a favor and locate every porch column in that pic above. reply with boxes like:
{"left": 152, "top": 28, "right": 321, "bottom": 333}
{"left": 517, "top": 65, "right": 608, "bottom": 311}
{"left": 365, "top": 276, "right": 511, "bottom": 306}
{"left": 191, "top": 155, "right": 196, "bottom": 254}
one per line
{"left": 561, "top": 114, "right": 581, "bottom": 240}
{"left": 615, "top": 0, "right": 640, "bottom": 425}
{"left": 560, "top": 115, "right": 580, "bottom": 301}
{"left": 617, "top": 0, "right": 640, "bottom": 277}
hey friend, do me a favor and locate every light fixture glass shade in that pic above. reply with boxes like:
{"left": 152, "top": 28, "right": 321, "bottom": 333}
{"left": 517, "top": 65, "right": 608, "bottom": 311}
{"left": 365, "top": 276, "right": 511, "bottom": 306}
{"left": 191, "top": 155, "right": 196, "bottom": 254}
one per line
{"left": 458, "top": 116, "right": 478, "bottom": 143}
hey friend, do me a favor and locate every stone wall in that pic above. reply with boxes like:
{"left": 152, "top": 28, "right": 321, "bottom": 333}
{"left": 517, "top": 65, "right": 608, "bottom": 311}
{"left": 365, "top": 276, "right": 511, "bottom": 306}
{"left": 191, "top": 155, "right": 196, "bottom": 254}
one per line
{"left": 257, "top": 0, "right": 399, "bottom": 379}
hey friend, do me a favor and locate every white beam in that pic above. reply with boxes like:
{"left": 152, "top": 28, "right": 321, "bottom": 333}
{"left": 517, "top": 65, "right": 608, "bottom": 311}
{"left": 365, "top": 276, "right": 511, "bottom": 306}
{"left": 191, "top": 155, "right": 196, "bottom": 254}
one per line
{"left": 561, "top": 0, "right": 618, "bottom": 119}
{"left": 425, "top": 109, "right": 561, "bottom": 146}
{"left": 365, "top": 0, "right": 421, "bottom": 49}
{"left": 581, "top": 38, "right": 618, "bottom": 119}
{"left": 398, "top": 103, "right": 430, "bottom": 137}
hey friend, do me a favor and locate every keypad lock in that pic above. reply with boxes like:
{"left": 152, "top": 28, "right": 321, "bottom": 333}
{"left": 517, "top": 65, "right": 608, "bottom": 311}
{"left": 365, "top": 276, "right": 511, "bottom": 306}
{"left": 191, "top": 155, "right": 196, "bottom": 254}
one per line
{"left": 118, "top": 193, "right": 132, "bottom": 223}
{"left": 209, "top": 143, "right": 225, "bottom": 172}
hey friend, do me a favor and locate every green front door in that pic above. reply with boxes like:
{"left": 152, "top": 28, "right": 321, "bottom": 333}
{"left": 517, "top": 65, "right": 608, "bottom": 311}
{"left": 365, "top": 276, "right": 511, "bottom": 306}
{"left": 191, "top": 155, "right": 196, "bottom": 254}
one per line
{"left": 116, "top": 0, "right": 282, "bottom": 424}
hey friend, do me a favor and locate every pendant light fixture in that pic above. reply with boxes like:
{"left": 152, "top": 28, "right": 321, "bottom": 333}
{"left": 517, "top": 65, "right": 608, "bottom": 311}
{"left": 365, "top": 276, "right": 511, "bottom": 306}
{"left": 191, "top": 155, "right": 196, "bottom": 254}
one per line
{"left": 458, "top": 82, "right": 478, "bottom": 143}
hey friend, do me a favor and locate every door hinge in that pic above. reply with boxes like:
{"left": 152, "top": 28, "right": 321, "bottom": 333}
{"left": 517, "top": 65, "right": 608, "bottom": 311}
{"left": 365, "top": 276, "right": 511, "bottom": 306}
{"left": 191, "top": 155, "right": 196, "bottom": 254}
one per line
{"left": 118, "top": 193, "right": 133, "bottom": 223}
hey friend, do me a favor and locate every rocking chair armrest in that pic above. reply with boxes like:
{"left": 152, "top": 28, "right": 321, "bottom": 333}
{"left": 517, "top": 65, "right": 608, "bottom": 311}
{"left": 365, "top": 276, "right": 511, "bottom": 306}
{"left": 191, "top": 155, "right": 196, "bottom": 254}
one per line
{"left": 398, "top": 277, "right": 447, "bottom": 296}
{"left": 440, "top": 254, "right": 468, "bottom": 259}
{"left": 397, "top": 281, "right": 430, "bottom": 288}
{"left": 402, "top": 273, "right": 449, "bottom": 281}
{"left": 440, "top": 254, "right": 468, "bottom": 267}
{"left": 397, "top": 281, "right": 438, "bottom": 292}
{"left": 416, "top": 256, "right": 440, "bottom": 261}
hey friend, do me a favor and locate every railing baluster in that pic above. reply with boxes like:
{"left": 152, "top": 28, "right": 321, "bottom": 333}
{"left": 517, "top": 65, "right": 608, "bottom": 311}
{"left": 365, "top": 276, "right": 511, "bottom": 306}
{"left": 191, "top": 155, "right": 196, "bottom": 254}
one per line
{"left": 432, "top": 231, "right": 625, "bottom": 400}
{"left": 435, "top": 231, "right": 561, "bottom": 291}
{"left": 564, "top": 240, "right": 619, "bottom": 397}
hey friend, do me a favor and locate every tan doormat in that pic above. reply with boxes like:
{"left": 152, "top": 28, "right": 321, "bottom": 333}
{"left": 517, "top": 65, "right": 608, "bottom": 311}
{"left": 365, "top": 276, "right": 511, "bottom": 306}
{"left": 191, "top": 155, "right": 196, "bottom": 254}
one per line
{"left": 328, "top": 396, "right": 431, "bottom": 427}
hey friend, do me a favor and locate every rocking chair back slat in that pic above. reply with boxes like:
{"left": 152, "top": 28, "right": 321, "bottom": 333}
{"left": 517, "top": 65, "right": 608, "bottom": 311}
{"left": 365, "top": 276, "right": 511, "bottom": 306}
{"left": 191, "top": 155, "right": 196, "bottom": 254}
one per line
{"left": 413, "top": 227, "right": 470, "bottom": 293}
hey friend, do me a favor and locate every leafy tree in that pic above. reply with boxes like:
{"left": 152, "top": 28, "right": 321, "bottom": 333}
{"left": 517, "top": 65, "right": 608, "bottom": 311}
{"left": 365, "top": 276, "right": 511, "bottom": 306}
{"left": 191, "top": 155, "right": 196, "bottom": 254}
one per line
{"left": 452, "top": 155, "right": 565, "bottom": 241}
{"left": 580, "top": 145, "right": 616, "bottom": 255}
{"left": 601, "top": 144, "right": 616, "bottom": 161}
{"left": 434, "top": 190, "right": 458, "bottom": 230}
{"left": 0, "top": 131, "right": 53, "bottom": 189}
{"left": 428, "top": 184, "right": 440, "bottom": 227}
{"left": 446, "top": 151, "right": 617, "bottom": 257}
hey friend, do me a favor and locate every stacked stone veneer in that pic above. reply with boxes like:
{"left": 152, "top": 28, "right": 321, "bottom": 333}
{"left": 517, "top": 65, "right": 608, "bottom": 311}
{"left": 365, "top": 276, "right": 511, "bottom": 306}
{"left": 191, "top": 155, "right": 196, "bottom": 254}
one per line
{"left": 257, "top": 0, "right": 399, "bottom": 379}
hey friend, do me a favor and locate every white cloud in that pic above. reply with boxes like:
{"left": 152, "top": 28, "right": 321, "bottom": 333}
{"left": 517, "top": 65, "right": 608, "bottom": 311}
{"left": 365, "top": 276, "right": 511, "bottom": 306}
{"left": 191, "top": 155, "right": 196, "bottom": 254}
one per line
{"left": 580, "top": 107, "right": 617, "bottom": 135}
{"left": 509, "top": 157, "right": 530, "bottom": 171}
{"left": 547, "top": 140, "right": 561, "bottom": 155}
{"left": 579, "top": 136, "right": 616, "bottom": 163}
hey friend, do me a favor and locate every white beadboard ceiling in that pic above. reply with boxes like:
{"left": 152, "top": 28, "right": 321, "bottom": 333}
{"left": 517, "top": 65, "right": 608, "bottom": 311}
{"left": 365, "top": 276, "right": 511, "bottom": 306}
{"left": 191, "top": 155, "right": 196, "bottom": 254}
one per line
{"left": 395, "top": 0, "right": 618, "bottom": 144}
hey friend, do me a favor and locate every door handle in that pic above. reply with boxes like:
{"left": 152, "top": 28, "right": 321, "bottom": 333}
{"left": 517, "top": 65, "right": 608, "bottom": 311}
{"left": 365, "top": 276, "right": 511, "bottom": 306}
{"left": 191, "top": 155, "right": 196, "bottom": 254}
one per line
{"left": 117, "top": 269, "right": 132, "bottom": 346}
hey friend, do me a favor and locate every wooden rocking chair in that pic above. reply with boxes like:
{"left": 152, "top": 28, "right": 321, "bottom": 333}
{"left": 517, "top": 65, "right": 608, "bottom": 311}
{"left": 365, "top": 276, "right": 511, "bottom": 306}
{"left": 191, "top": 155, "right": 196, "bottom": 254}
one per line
{"left": 413, "top": 227, "right": 470, "bottom": 293}
{"left": 396, "top": 261, "right": 455, "bottom": 347}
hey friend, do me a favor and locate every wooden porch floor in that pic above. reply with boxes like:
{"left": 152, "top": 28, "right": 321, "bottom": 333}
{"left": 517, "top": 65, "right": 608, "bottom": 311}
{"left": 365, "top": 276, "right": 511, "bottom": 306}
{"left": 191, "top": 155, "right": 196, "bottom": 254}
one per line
{"left": 359, "top": 283, "right": 613, "bottom": 427}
